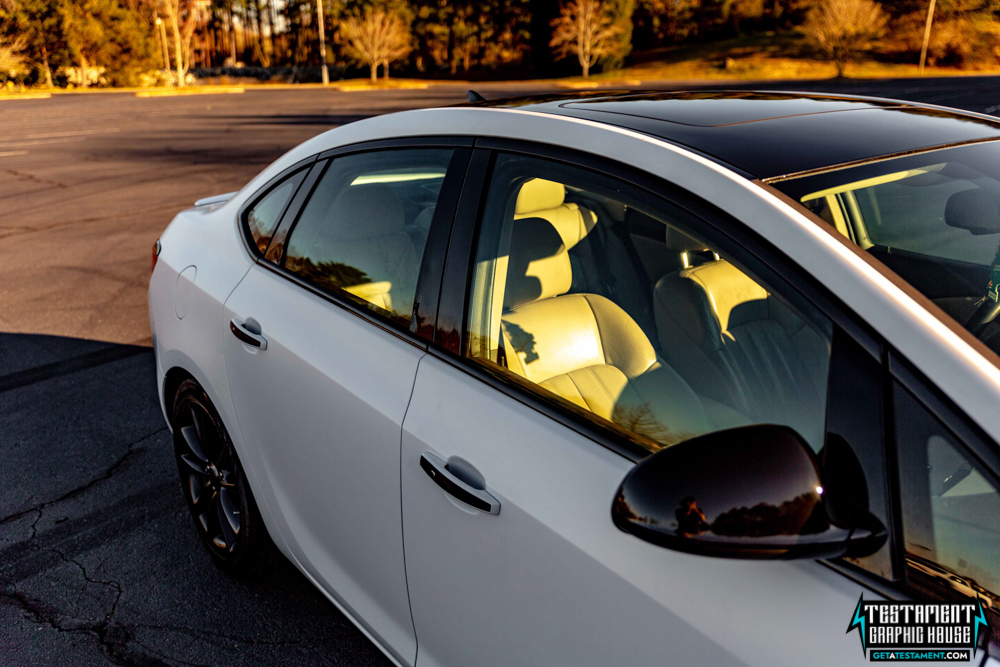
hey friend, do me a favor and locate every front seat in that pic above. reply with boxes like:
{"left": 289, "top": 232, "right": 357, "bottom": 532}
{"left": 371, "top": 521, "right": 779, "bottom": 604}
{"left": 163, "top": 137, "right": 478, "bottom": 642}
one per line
{"left": 653, "top": 233, "right": 830, "bottom": 449}
{"left": 498, "top": 215, "right": 720, "bottom": 448}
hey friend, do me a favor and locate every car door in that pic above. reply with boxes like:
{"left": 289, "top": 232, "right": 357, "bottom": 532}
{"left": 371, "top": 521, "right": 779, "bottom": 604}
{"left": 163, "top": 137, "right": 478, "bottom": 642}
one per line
{"left": 400, "top": 146, "right": 937, "bottom": 666}
{"left": 222, "top": 141, "right": 470, "bottom": 666}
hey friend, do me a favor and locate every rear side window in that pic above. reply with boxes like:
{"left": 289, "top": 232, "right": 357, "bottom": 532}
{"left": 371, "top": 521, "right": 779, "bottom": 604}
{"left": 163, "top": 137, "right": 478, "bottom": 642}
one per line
{"left": 245, "top": 170, "right": 306, "bottom": 254}
{"left": 283, "top": 148, "right": 454, "bottom": 326}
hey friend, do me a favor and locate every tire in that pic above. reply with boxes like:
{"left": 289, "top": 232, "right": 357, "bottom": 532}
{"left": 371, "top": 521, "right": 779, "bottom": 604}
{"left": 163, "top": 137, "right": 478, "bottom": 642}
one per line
{"left": 171, "top": 378, "right": 274, "bottom": 575}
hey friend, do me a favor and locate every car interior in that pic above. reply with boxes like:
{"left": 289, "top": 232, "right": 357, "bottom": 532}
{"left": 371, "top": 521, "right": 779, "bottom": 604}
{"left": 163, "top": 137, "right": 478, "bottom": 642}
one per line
{"left": 798, "top": 161, "right": 1000, "bottom": 330}
{"left": 468, "top": 174, "right": 833, "bottom": 453}
{"left": 282, "top": 150, "right": 450, "bottom": 324}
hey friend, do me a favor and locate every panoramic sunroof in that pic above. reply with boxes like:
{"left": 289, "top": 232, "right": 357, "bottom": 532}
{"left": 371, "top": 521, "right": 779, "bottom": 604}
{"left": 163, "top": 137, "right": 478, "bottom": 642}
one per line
{"left": 561, "top": 92, "right": 899, "bottom": 127}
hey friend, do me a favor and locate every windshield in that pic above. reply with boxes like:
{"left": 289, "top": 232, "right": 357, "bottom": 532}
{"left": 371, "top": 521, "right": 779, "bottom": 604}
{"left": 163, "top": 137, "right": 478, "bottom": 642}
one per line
{"left": 772, "top": 141, "right": 1000, "bottom": 344}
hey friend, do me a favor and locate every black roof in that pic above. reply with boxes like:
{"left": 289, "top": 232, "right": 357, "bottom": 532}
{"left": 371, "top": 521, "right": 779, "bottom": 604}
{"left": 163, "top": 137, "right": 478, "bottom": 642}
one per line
{"left": 475, "top": 91, "right": 1000, "bottom": 180}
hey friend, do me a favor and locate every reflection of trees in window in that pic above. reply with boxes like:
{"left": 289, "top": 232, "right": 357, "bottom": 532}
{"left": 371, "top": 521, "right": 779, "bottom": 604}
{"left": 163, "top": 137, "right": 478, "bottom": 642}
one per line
{"left": 612, "top": 402, "right": 695, "bottom": 448}
{"left": 905, "top": 553, "right": 1000, "bottom": 619}
{"left": 247, "top": 214, "right": 272, "bottom": 253}
{"left": 285, "top": 256, "right": 370, "bottom": 292}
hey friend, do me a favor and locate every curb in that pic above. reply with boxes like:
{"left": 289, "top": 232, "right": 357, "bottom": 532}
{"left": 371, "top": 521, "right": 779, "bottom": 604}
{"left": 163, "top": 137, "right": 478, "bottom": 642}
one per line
{"left": 556, "top": 79, "right": 643, "bottom": 88}
{"left": 331, "top": 82, "right": 430, "bottom": 91}
{"left": 134, "top": 86, "right": 245, "bottom": 97}
{"left": 0, "top": 92, "right": 52, "bottom": 101}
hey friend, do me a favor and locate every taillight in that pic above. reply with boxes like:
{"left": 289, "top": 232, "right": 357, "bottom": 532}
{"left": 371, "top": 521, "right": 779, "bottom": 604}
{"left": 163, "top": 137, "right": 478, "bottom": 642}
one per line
{"left": 152, "top": 239, "right": 161, "bottom": 273}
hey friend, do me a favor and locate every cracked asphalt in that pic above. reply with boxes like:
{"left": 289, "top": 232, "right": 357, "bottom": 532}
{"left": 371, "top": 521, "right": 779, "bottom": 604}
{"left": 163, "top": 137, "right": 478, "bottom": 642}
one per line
{"left": 2, "top": 78, "right": 1000, "bottom": 666}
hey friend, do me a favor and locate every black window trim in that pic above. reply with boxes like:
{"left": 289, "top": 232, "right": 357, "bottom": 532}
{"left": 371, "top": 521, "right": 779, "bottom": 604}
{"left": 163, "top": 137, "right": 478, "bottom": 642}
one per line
{"left": 429, "top": 137, "right": 885, "bottom": 464}
{"left": 237, "top": 154, "right": 318, "bottom": 261}
{"left": 248, "top": 136, "right": 475, "bottom": 350}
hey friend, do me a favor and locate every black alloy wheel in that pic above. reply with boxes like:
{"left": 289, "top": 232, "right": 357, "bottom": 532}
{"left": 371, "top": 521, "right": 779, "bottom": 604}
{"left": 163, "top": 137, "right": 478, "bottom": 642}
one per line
{"left": 171, "top": 379, "right": 272, "bottom": 574}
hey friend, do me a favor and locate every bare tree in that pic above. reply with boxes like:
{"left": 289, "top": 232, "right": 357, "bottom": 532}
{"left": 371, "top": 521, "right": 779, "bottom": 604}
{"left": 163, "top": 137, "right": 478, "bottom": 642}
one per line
{"left": 804, "top": 0, "right": 888, "bottom": 77}
{"left": 0, "top": 36, "right": 26, "bottom": 78}
{"left": 340, "top": 7, "right": 412, "bottom": 83}
{"left": 153, "top": 0, "right": 206, "bottom": 86}
{"left": 549, "top": 0, "right": 626, "bottom": 78}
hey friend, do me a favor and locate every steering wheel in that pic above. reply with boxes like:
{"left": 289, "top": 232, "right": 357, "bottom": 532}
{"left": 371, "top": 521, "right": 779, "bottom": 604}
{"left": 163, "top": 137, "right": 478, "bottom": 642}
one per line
{"left": 968, "top": 245, "right": 1000, "bottom": 339}
{"left": 967, "top": 298, "right": 1000, "bottom": 338}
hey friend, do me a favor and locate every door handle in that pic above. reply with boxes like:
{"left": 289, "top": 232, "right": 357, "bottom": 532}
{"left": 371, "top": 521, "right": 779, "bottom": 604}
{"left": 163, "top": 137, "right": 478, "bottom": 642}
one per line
{"left": 420, "top": 452, "right": 500, "bottom": 515}
{"left": 230, "top": 319, "right": 267, "bottom": 350}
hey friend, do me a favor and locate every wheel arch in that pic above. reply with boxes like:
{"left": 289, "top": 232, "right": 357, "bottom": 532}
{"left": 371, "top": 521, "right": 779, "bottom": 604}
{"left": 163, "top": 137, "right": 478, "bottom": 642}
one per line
{"left": 163, "top": 366, "right": 196, "bottom": 426}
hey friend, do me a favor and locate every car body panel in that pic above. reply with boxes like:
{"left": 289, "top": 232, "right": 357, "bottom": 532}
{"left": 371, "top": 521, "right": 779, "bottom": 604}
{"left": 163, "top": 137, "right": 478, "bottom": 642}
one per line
{"left": 402, "top": 354, "right": 890, "bottom": 667}
{"left": 149, "top": 203, "right": 254, "bottom": 434}
{"left": 222, "top": 264, "right": 421, "bottom": 666}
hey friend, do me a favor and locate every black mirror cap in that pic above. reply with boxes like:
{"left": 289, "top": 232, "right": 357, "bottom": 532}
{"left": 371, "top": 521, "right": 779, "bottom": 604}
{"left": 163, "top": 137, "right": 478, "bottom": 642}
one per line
{"left": 611, "top": 424, "right": 887, "bottom": 560}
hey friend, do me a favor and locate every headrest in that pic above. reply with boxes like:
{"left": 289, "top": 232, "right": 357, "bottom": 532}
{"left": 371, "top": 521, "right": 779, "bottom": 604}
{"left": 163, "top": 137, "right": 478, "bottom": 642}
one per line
{"left": 515, "top": 178, "right": 566, "bottom": 215}
{"left": 945, "top": 188, "right": 1000, "bottom": 235}
{"left": 328, "top": 183, "right": 405, "bottom": 240}
{"left": 683, "top": 261, "right": 768, "bottom": 332}
{"left": 504, "top": 217, "right": 572, "bottom": 309}
{"left": 657, "top": 260, "right": 769, "bottom": 350}
{"left": 665, "top": 226, "right": 711, "bottom": 254}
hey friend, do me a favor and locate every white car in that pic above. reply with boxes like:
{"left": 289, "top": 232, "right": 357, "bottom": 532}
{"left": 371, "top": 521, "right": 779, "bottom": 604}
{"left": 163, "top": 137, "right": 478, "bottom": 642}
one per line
{"left": 149, "top": 91, "right": 1000, "bottom": 666}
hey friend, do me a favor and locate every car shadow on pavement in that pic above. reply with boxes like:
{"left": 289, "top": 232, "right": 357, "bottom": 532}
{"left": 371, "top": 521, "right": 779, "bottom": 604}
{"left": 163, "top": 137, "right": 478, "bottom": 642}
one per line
{"left": 0, "top": 333, "right": 390, "bottom": 667}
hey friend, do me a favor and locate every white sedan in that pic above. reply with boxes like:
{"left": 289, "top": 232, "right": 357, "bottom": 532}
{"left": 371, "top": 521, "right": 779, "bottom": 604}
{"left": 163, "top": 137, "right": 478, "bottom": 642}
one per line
{"left": 148, "top": 91, "right": 1000, "bottom": 666}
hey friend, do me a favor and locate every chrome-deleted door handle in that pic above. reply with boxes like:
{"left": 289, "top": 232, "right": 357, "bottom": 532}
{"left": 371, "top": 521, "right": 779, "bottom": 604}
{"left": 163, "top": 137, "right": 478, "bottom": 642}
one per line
{"left": 230, "top": 319, "right": 267, "bottom": 350}
{"left": 420, "top": 452, "right": 500, "bottom": 515}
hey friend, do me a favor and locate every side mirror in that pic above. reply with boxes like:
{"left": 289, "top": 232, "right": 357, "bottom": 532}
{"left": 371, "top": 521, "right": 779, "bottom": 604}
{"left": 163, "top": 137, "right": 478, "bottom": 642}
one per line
{"left": 611, "top": 424, "right": 887, "bottom": 560}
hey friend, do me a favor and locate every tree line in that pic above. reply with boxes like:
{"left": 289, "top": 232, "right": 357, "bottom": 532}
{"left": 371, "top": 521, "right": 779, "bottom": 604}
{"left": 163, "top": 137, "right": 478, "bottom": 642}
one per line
{"left": 1, "top": 0, "right": 999, "bottom": 87}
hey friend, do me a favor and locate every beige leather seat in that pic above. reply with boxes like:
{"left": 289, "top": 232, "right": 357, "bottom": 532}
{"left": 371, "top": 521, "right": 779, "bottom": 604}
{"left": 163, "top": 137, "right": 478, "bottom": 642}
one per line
{"left": 653, "top": 243, "right": 830, "bottom": 450}
{"left": 290, "top": 183, "right": 421, "bottom": 317}
{"left": 499, "top": 215, "right": 721, "bottom": 448}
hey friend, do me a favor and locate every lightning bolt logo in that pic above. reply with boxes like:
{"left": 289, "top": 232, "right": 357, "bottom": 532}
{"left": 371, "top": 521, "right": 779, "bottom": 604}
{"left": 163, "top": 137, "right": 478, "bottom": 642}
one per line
{"left": 847, "top": 593, "right": 867, "bottom": 656}
{"left": 974, "top": 597, "right": 989, "bottom": 655}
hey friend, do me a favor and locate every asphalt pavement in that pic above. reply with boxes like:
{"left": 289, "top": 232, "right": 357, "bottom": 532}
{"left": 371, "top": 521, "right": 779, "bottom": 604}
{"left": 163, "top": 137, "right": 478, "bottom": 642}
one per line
{"left": 2, "top": 76, "right": 1000, "bottom": 666}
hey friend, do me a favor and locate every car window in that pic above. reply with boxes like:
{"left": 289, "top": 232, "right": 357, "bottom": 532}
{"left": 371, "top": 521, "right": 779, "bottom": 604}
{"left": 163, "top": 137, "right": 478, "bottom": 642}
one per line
{"left": 245, "top": 170, "right": 306, "bottom": 255}
{"left": 771, "top": 142, "right": 1000, "bottom": 335}
{"left": 465, "top": 153, "right": 833, "bottom": 456}
{"left": 282, "top": 148, "right": 453, "bottom": 326}
{"left": 895, "top": 381, "right": 1000, "bottom": 618}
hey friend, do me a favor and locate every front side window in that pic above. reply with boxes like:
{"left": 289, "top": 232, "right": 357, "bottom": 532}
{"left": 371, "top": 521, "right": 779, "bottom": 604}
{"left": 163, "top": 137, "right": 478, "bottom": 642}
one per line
{"left": 466, "top": 153, "right": 833, "bottom": 456}
{"left": 282, "top": 148, "right": 453, "bottom": 326}
{"left": 895, "top": 381, "right": 1000, "bottom": 619}
{"left": 245, "top": 170, "right": 306, "bottom": 255}
{"left": 772, "top": 142, "right": 1000, "bottom": 343}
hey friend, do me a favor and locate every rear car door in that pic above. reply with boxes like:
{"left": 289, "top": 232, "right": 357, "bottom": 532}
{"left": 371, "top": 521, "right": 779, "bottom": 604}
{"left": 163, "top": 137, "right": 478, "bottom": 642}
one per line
{"left": 400, "top": 146, "right": 900, "bottom": 666}
{"left": 222, "top": 141, "right": 470, "bottom": 666}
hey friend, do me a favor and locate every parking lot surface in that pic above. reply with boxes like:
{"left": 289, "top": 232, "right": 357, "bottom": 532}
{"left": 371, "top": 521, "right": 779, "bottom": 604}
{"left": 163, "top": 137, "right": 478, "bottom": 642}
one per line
{"left": 2, "top": 78, "right": 999, "bottom": 665}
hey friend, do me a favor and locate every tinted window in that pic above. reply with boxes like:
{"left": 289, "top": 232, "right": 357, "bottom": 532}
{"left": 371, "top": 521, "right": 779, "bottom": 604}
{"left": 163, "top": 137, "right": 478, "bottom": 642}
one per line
{"left": 773, "top": 142, "right": 1000, "bottom": 335}
{"left": 896, "top": 382, "right": 1000, "bottom": 616}
{"left": 466, "top": 153, "right": 833, "bottom": 455}
{"left": 246, "top": 171, "right": 305, "bottom": 254}
{"left": 283, "top": 149, "right": 453, "bottom": 325}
